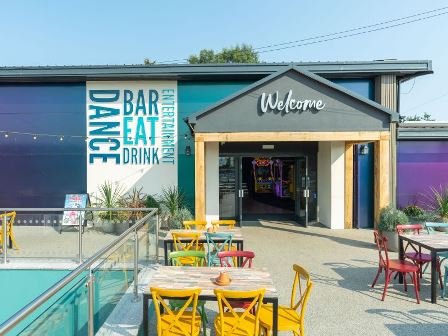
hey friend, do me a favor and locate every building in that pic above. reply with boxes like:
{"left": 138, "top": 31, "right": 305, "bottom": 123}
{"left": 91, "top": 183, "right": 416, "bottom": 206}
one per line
{"left": 0, "top": 61, "right": 434, "bottom": 228}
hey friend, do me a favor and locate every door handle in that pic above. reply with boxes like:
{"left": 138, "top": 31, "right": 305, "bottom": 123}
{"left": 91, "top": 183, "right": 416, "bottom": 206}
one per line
{"left": 238, "top": 189, "right": 244, "bottom": 198}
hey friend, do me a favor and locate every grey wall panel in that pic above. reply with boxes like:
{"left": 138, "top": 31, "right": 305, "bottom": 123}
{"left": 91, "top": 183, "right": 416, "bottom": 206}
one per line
{"left": 194, "top": 71, "right": 390, "bottom": 133}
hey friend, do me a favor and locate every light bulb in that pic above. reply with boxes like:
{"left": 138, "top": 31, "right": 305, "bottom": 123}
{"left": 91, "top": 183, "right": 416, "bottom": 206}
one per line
{"left": 33, "top": 135, "right": 37, "bottom": 140}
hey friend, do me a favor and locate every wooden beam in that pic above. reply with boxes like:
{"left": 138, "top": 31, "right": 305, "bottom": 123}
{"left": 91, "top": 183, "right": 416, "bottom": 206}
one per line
{"left": 194, "top": 140, "right": 205, "bottom": 221}
{"left": 374, "top": 138, "right": 390, "bottom": 227}
{"left": 344, "top": 142, "right": 354, "bottom": 229}
{"left": 196, "top": 131, "right": 390, "bottom": 143}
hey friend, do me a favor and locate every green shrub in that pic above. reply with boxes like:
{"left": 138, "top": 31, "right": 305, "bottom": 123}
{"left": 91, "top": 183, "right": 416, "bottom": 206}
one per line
{"left": 378, "top": 206, "right": 408, "bottom": 233}
{"left": 402, "top": 205, "right": 424, "bottom": 218}
{"left": 158, "top": 186, "right": 192, "bottom": 229}
{"left": 427, "top": 186, "right": 448, "bottom": 222}
{"left": 93, "top": 181, "right": 124, "bottom": 220}
{"left": 145, "top": 194, "right": 160, "bottom": 210}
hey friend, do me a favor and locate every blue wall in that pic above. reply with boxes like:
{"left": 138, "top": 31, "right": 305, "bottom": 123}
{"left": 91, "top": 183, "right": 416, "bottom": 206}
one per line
{"left": 0, "top": 83, "right": 86, "bottom": 208}
{"left": 178, "top": 81, "right": 254, "bottom": 210}
{"left": 332, "top": 79, "right": 375, "bottom": 228}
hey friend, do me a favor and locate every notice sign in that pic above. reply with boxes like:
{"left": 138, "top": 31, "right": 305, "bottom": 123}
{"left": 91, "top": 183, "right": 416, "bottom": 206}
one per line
{"left": 62, "top": 194, "right": 89, "bottom": 226}
{"left": 86, "top": 81, "right": 178, "bottom": 197}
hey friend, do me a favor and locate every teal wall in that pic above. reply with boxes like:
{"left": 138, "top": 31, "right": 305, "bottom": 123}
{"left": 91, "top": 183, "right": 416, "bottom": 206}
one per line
{"left": 178, "top": 81, "right": 254, "bottom": 212}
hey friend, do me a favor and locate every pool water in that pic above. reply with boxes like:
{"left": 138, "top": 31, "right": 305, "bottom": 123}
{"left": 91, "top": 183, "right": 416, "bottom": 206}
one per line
{"left": 0, "top": 268, "right": 133, "bottom": 335}
{"left": 0, "top": 269, "right": 70, "bottom": 325}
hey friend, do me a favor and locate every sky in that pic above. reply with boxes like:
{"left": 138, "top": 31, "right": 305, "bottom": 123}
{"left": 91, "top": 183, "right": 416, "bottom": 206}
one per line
{"left": 1, "top": 0, "right": 447, "bottom": 119}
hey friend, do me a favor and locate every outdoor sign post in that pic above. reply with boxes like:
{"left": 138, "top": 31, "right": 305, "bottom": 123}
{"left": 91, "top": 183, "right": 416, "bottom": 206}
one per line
{"left": 61, "top": 194, "right": 90, "bottom": 234}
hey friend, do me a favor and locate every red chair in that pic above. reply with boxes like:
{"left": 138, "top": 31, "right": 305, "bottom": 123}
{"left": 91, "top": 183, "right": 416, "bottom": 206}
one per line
{"left": 217, "top": 250, "right": 256, "bottom": 311}
{"left": 218, "top": 250, "right": 255, "bottom": 268}
{"left": 372, "top": 231, "right": 420, "bottom": 303}
{"left": 396, "top": 224, "right": 443, "bottom": 289}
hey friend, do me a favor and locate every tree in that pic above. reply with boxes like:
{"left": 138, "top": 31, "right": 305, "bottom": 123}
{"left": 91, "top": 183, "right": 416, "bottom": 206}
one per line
{"left": 399, "top": 112, "right": 434, "bottom": 122}
{"left": 188, "top": 44, "right": 259, "bottom": 64}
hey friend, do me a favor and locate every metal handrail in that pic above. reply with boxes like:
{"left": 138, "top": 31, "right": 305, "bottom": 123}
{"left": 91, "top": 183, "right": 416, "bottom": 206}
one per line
{"left": 0, "top": 208, "right": 158, "bottom": 335}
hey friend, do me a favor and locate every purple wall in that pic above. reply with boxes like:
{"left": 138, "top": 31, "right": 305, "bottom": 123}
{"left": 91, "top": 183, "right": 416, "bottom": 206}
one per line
{"left": 397, "top": 141, "right": 448, "bottom": 209}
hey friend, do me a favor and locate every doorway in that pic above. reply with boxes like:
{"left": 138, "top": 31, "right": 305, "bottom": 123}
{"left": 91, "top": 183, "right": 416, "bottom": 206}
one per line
{"left": 218, "top": 155, "right": 317, "bottom": 226}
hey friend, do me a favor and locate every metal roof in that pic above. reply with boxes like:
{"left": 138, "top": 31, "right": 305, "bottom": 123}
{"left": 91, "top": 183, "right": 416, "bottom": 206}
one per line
{"left": 188, "top": 65, "right": 399, "bottom": 125}
{"left": 398, "top": 122, "right": 448, "bottom": 139}
{"left": 0, "top": 60, "right": 432, "bottom": 82}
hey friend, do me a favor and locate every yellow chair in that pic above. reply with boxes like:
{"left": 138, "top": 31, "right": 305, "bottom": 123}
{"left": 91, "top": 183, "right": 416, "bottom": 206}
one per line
{"left": 259, "top": 264, "right": 313, "bottom": 336}
{"left": 0, "top": 211, "right": 19, "bottom": 250}
{"left": 214, "top": 288, "right": 265, "bottom": 336}
{"left": 183, "top": 220, "right": 207, "bottom": 230}
{"left": 172, "top": 232, "right": 201, "bottom": 266}
{"left": 211, "top": 220, "right": 236, "bottom": 230}
{"left": 151, "top": 287, "right": 202, "bottom": 336}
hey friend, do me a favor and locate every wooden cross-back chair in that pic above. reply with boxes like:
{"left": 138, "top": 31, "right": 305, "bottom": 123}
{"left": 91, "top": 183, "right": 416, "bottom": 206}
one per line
{"left": 0, "top": 211, "right": 19, "bottom": 250}
{"left": 211, "top": 219, "right": 236, "bottom": 230}
{"left": 214, "top": 288, "right": 265, "bottom": 336}
{"left": 151, "top": 287, "right": 202, "bottom": 336}
{"left": 205, "top": 232, "right": 233, "bottom": 267}
{"left": 218, "top": 250, "right": 255, "bottom": 268}
{"left": 259, "top": 264, "right": 313, "bottom": 336}
{"left": 183, "top": 220, "right": 207, "bottom": 230}
{"left": 171, "top": 232, "right": 201, "bottom": 266}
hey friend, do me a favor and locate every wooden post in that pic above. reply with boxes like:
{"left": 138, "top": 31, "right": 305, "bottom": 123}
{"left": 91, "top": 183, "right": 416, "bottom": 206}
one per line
{"left": 194, "top": 138, "right": 206, "bottom": 221}
{"left": 374, "top": 136, "right": 390, "bottom": 227}
{"left": 344, "top": 142, "right": 354, "bottom": 229}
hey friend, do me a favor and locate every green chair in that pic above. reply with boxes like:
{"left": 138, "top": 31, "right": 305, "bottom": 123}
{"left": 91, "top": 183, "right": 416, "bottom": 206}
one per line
{"left": 169, "top": 250, "right": 206, "bottom": 267}
{"left": 205, "top": 232, "right": 233, "bottom": 267}
{"left": 168, "top": 250, "right": 208, "bottom": 335}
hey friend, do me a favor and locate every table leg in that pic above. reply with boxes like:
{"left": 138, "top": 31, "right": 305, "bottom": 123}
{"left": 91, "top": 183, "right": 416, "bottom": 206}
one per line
{"left": 143, "top": 293, "right": 149, "bottom": 336}
{"left": 431, "top": 250, "right": 437, "bottom": 304}
{"left": 164, "top": 241, "right": 168, "bottom": 266}
{"left": 398, "top": 235, "right": 404, "bottom": 284}
{"left": 272, "top": 298, "right": 278, "bottom": 336}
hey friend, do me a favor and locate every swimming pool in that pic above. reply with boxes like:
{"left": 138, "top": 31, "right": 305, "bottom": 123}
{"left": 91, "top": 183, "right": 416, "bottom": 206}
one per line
{"left": 0, "top": 268, "right": 134, "bottom": 335}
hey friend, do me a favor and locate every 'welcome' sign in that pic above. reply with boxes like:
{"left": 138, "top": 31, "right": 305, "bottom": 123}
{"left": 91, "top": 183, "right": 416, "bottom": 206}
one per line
{"left": 260, "top": 90, "right": 325, "bottom": 114}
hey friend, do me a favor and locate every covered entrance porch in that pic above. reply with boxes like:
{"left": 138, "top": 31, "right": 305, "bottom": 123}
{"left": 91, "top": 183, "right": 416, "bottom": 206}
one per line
{"left": 187, "top": 66, "right": 397, "bottom": 229}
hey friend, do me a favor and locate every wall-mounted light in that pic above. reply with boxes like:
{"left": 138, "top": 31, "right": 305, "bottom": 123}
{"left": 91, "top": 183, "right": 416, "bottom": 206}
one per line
{"left": 185, "top": 145, "right": 192, "bottom": 156}
{"left": 360, "top": 144, "right": 369, "bottom": 155}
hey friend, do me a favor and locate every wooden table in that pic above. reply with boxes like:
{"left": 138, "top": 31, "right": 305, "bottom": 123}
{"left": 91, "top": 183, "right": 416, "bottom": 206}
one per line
{"left": 163, "top": 228, "right": 244, "bottom": 266}
{"left": 143, "top": 266, "right": 279, "bottom": 336}
{"left": 399, "top": 233, "right": 448, "bottom": 303}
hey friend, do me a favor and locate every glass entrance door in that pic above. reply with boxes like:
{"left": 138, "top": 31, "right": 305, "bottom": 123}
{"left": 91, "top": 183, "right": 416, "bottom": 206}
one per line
{"left": 295, "top": 157, "right": 309, "bottom": 227}
{"left": 219, "top": 156, "right": 240, "bottom": 221}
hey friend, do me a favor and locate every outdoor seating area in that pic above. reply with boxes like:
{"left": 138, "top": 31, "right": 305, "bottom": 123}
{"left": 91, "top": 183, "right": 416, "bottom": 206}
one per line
{"left": 144, "top": 219, "right": 313, "bottom": 336}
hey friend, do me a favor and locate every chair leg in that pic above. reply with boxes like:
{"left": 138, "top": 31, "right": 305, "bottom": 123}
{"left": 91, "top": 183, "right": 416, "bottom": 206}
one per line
{"left": 437, "top": 261, "right": 443, "bottom": 290}
{"left": 381, "top": 271, "right": 392, "bottom": 301}
{"left": 443, "top": 270, "right": 448, "bottom": 299}
{"left": 412, "top": 272, "right": 420, "bottom": 304}
{"left": 372, "top": 267, "right": 382, "bottom": 288}
{"left": 403, "top": 272, "right": 407, "bottom": 292}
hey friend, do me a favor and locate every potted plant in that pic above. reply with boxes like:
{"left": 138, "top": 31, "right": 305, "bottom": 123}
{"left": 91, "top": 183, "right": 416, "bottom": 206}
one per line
{"left": 426, "top": 186, "right": 448, "bottom": 231}
{"left": 93, "top": 181, "right": 124, "bottom": 234}
{"left": 402, "top": 204, "right": 425, "bottom": 223}
{"left": 378, "top": 206, "right": 409, "bottom": 252}
{"left": 158, "top": 186, "right": 192, "bottom": 230}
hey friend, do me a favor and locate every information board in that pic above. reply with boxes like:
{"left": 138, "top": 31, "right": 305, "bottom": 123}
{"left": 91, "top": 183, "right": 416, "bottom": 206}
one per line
{"left": 62, "top": 194, "right": 89, "bottom": 227}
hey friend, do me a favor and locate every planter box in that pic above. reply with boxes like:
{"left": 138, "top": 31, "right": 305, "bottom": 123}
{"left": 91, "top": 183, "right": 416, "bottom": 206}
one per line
{"left": 382, "top": 231, "right": 399, "bottom": 252}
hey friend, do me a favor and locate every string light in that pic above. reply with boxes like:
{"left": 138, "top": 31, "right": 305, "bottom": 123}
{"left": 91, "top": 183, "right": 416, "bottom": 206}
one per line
{"left": 59, "top": 136, "right": 64, "bottom": 141}
{"left": 33, "top": 135, "right": 37, "bottom": 140}
{"left": 4, "top": 133, "right": 8, "bottom": 138}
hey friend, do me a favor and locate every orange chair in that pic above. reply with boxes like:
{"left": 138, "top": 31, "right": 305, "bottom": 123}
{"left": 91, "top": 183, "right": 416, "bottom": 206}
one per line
{"left": 151, "top": 287, "right": 202, "bottom": 336}
{"left": 183, "top": 220, "right": 207, "bottom": 230}
{"left": 172, "top": 232, "right": 201, "bottom": 266}
{"left": 259, "top": 264, "right": 312, "bottom": 336}
{"left": 214, "top": 288, "right": 265, "bottom": 336}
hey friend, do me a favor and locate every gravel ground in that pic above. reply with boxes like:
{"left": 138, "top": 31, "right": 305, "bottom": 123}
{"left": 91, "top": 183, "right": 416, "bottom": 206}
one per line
{"left": 167, "top": 220, "right": 448, "bottom": 336}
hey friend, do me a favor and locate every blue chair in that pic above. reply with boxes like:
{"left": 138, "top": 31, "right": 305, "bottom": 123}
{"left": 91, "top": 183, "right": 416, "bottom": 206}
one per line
{"left": 425, "top": 222, "right": 448, "bottom": 297}
{"left": 205, "top": 232, "right": 233, "bottom": 267}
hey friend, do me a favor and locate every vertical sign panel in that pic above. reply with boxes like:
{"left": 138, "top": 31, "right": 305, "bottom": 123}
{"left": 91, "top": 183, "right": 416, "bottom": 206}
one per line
{"left": 86, "top": 81, "right": 178, "bottom": 196}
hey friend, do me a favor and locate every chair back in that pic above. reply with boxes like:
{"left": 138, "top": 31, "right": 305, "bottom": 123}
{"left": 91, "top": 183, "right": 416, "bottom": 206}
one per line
{"left": 169, "top": 250, "right": 206, "bottom": 267}
{"left": 205, "top": 232, "right": 233, "bottom": 267}
{"left": 218, "top": 250, "right": 255, "bottom": 268}
{"left": 0, "top": 211, "right": 16, "bottom": 247}
{"left": 425, "top": 222, "right": 448, "bottom": 234}
{"left": 373, "top": 231, "right": 390, "bottom": 268}
{"left": 290, "top": 264, "right": 313, "bottom": 328}
{"left": 172, "top": 232, "right": 200, "bottom": 252}
{"left": 396, "top": 224, "right": 424, "bottom": 234}
{"left": 214, "top": 288, "right": 265, "bottom": 336}
{"left": 151, "top": 287, "right": 201, "bottom": 336}
{"left": 183, "top": 220, "right": 207, "bottom": 230}
{"left": 211, "top": 219, "right": 236, "bottom": 230}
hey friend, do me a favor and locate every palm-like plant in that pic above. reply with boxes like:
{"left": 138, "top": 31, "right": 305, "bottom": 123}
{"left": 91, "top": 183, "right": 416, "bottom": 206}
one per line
{"left": 158, "top": 186, "right": 192, "bottom": 229}
{"left": 427, "top": 185, "right": 448, "bottom": 222}
{"left": 121, "top": 186, "right": 147, "bottom": 220}
{"left": 94, "top": 181, "right": 124, "bottom": 220}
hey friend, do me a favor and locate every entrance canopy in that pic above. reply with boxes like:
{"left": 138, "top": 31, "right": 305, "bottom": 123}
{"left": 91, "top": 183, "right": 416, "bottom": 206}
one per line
{"left": 187, "top": 66, "right": 398, "bottom": 133}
